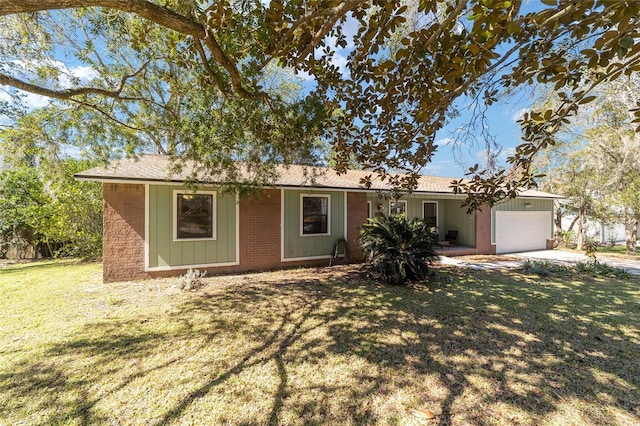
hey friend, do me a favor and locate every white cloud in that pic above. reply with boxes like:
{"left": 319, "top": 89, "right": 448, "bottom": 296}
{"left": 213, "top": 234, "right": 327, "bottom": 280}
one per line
{"left": 10, "top": 59, "right": 99, "bottom": 89}
{"left": 18, "top": 91, "right": 52, "bottom": 109}
{"left": 435, "top": 137, "right": 455, "bottom": 146}
{"left": 0, "top": 86, "right": 52, "bottom": 111}
{"left": 500, "top": 147, "right": 516, "bottom": 160}
{"left": 68, "top": 65, "right": 99, "bottom": 84}
{"left": 512, "top": 108, "right": 529, "bottom": 122}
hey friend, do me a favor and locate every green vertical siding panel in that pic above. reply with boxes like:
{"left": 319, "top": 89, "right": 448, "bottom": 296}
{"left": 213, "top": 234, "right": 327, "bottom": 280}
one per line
{"left": 182, "top": 242, "right": 193, "bottom": 265}
{"left": 441, "top": 199, "right": 475, "bottom": 246}
{"left": 155, "top": 186, "right": 172, "bottom": 268}
{"left": 193, "top": 240, "right": 206, "bottom": 264}
{"left": 407, "top": 198, "right": 421, "bottom": 219}
{"left": 148, "top": 186, "right": 158, "bottom": 268}
{"left": 283, "top": 189, "right": 345, "bottom": 259}
{"left": 148, "top": 185, "right": 237, "bottom": 268}
{"left": 225, "top": 194, "right": 237, "bottom": 260}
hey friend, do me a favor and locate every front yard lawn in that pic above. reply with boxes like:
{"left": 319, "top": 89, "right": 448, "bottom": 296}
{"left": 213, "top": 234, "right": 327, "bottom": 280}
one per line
{"left": 1, "top": 260, "right": 639, "bottom": 425}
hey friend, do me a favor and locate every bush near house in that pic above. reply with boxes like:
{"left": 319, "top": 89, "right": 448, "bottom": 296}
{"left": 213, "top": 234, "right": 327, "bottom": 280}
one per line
{"left": 358, "top": 214, "right": 439, "bottom": 285}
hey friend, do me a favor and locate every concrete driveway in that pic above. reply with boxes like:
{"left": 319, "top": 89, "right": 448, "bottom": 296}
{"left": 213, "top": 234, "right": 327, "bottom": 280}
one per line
{"left": 511, "top": 250, "right": 640, "bottom": 276}
{"left": 440, "top": 249, "right": 640, "bottom": 275}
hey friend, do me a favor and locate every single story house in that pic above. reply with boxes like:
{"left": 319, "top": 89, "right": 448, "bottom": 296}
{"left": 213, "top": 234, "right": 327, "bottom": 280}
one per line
{"left": 76, "top": 155, "right": 561, "bottom": 282}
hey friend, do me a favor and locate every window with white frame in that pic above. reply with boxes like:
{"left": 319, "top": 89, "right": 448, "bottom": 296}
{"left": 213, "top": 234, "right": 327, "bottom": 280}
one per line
{"left": 174, "top": 191, "right": 216, "bottom": 240}
{"left": 301, "top": 195, "right": 330, "bottom": 235}
{"left": 389, "top": 200, "right": 407, "bottom": 216}
{"left": 423, "top": 201, "right": 438, "bottom": 228}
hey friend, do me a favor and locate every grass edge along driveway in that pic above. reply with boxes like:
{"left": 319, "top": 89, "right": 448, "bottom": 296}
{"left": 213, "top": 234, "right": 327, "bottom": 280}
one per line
{"left": 1, "top": 260, "right": 639, "bottom": 425}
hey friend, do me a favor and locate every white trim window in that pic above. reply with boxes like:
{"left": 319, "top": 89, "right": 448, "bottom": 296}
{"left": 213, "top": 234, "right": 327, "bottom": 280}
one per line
{"left": 173, "top": 190, "right": 217, "bottom": 241}
{"left": 389, "top": 200, "right": 407, "bottom": 216}
{"left": 301, "top": 194, "right": 330, "bottom": 236}
{"left": 422, "top": 201, "right": 438, "bottom": 228}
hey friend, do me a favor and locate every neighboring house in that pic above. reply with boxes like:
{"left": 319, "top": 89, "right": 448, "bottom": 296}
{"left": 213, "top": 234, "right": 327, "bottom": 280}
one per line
{"left": 560, "top": 212, "right": 639, "bottom": 245}
{"left": 560, "top": 214, "right": 626, "bottom": 244}
{"left": 75, "top": 155, "right": 560, "bottom": 282}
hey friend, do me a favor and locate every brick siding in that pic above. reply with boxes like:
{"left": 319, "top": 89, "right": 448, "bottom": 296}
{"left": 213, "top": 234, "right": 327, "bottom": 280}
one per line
{"left": 103, "top": 183, "right": 147, "bottom": 282}
{"left": 237, "top": 189, "right": 281, "bottom": 270}
{"left": 475, "top": 205, "right": 496, "bottom": 254}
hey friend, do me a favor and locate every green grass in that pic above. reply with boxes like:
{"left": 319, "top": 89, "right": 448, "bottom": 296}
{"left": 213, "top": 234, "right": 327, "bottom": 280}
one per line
{"left": 1, "top": 260, "right": 639, "bottom": 425}
{"left": 594, "top": 244, "right": 639, "bottom": 257}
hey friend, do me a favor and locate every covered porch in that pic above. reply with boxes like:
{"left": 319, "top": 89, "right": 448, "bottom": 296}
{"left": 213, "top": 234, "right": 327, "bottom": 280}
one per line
{"left": 365, "top": 192, "right": 495, "bottom": 256}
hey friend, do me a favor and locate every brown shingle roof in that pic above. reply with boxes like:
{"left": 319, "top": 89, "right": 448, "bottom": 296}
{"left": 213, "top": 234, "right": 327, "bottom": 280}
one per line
{"left": 75, "top": 154, "right": 561, "bottom": 198}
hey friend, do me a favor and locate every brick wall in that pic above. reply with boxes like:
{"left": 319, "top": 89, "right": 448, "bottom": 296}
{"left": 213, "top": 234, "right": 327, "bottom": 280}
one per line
{"left": 103, "top": 183, "right": 147, "bottom": 282}
{"left": 238, "top": 189, "right": 282, "bottom": 270}
{"left": 475, "top": 205, "right": 496, "bottom": 254}
{"left": 346, "top": 192, "right": 368, "bottom": 261}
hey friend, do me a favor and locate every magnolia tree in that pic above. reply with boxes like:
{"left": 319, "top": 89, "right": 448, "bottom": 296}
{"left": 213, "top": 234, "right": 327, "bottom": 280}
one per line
{"left": 1, "top": 0, "right": 640, "bottom": 207}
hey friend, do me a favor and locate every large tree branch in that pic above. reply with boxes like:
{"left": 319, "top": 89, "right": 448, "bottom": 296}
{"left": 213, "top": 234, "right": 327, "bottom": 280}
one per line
{"left": 1, "top": 0, "right": 266, "bottom": 100}
{"left": 0, "top": 60, "right": 149, "bottom": 101}
{"left": 0, "top": 0, "right": 205, "bottom": 37}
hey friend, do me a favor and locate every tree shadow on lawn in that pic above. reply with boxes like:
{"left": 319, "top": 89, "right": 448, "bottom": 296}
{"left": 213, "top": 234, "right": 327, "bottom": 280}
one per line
{"left": 320, "top": 269, "right": 640, "bottom": 425}
{"left": 2, "top": 266, "right": 639, "bottom": 425}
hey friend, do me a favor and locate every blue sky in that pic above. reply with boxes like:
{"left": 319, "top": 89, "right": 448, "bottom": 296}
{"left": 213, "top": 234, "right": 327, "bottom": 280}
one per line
{"left": 428, "top": 97, "right": 533, "bottom": 178}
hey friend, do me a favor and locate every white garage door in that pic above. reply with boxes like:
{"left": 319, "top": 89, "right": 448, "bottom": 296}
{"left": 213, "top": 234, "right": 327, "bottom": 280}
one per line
{"left": 495, "top": 211, "right": 552, "bottom": 254}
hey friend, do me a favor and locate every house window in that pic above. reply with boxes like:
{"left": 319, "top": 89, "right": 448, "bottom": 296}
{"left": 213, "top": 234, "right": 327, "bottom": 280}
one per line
{"left": 367, "top": 201, "right": 372, "bottom": 218}
{"left": 174, "top": 191, "right": 216, "bottom": 240}
{"left": 389, "top": 200, "right": 407, "bottom": 216}
{"left": 423, "top": 201, "right": 438, "bottom": 227}
{"left": 301, "top": 195, "right": 330, "bottom": 235}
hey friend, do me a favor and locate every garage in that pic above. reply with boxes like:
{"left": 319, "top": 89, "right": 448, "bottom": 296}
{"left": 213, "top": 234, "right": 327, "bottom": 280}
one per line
{"left": 495, "top": 211, "right": 552, "bottom": 254}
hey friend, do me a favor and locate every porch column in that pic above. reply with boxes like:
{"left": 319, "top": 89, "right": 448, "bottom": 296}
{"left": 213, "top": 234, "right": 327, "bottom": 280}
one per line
{"left": 475, "top": 205, "right": 496, "bottom": 254}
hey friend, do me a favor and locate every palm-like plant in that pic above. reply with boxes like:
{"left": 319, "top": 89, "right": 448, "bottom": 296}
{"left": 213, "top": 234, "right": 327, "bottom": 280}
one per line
{"left": 358, "top": 214, "right": 439, "bottom": 285}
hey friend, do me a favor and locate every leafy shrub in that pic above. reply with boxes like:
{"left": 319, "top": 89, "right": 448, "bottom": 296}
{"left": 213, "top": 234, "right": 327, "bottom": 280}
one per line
{"left": 358, "top": 214, "right": 439, "bottom": 286}
{"left": 522, "top": 259, "right": 629, "bottom": 279}
{"left": 179, "top": 268, "right": 207, "bottom": 291}
{"left": 575, "top": 260, "right": 629, "bottom": 279}
{"left": 522, "top": 260, "right": 571, "bottom": 277}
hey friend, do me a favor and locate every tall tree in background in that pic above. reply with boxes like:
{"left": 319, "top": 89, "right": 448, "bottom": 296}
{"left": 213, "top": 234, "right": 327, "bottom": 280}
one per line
{"left": 534, "top": 73, "right": 640, "bottom": 254}
{"left": 1, "top": 1, "right": 640, "bottom": 206}
{"left": 0, "top": 158, "right": 102, "bottom": 258}
{"left": 535, "top": 141, "right": 597, "bottom": 251}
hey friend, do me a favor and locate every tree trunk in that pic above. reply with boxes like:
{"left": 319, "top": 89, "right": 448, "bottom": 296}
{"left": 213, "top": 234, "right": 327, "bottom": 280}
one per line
{"left": 576, "top": 205, "right": 585, "bottom": 251}
{"left": 624, "top": 209, "right": 637, "bottom": 255}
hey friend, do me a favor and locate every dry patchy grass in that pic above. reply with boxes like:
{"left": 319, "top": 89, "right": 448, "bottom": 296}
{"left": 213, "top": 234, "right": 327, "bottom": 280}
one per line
{"left": 1, "top": 261, "right": 639, "bottom": 425}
